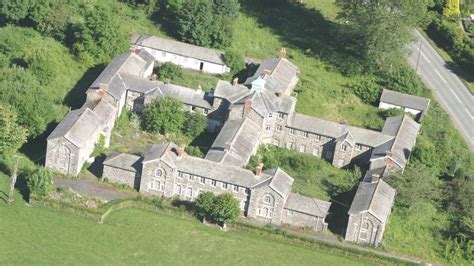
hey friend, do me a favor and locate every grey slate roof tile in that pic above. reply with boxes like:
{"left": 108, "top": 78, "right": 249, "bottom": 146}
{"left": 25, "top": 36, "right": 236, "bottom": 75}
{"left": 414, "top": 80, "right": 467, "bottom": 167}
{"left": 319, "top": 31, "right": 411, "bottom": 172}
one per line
{"left": 284, "top": 193, "right": 331, "bottom": 217}
{"left": 380, "top": 89, "right": 430, "bottom": 112}
{"left": 348, "top": 180, "right": 395, "bottom": 223}
{"left": 104, "top": 153, "right": 142, "bottom": 172}
{"left": 134, "top": 35, "right": 226, "bottom": 65}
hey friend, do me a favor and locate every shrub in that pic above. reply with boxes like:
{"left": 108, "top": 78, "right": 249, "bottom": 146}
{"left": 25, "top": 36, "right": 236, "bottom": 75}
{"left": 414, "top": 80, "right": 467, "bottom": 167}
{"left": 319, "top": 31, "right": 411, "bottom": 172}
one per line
{"left": 27, "top": 167, "right": 54, "bottom": 197}
{"left": 0, "top": 103, "right": 28, "bottom": 154}
{"left": 223, "top": 49, "right": 245, "bottom": 74}
{"left": 183, "top": 112, "right": 207, "bottom": 138}
{"left": 157, "top": 62, "right": 183, "bottom": 81}
{"left": 185, "top": 146, "right": 204, "bottom": 158}
{"left": 194, "top": 191, "right": 215, "bottom": 221}
{"left": 378, "top": 108, "right": 404, "bottom": 120}
{"left": 144, "top": 97, "right": 185, "bottom": 134}
{"left": 210, "top": 193, "right": 240, "bottom": 226}
{"left": 349, "top": 77, "right": 382, "bottom": 105}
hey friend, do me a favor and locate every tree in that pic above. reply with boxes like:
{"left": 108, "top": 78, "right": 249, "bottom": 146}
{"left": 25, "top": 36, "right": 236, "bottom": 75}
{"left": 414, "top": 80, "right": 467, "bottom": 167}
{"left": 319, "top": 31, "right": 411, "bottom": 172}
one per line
{"left": 223, "top": 49, "right": 245, "bottom": 75}
{"left": 194, "top": 191, "right": 215, "bottom": 222}
{"left": 442, "top": 0, "right": 460, "bottom": 19}
{"left": 183, "top": 112, "right": 207, "bottom": 138}
{"left": 144, "top": 97, "right": 186, "bottom": 134}
{"left": 157, "top": 62, "right": 183, "bottom": 81}
{"left": 0, "top": 104, "right": 28, "bottom": 155}
{"left": 175, "top": 0, "right": 239, "bottom": 48}
{"left": 73, "top": 4, "right": 129, "bottom": 64}
{"left": 185, "top": 146, "right": 204, "bottom": 157}
{"left": 27, "top": 167, "right": 53, "bottom": 197}
{"left": 387, "top": 164, "right": 442, "bottom": 209}
{"left": 211, "top": 193, "right": 240, "bottom": 228}
{"left": 336, "top": 0, "right": 434, "bottom": 71}
{"left": 0, "top": 0, "right": 34, "bottom": 25}
{"left": 350, "top": 77, "right": 382, "bottom": 104}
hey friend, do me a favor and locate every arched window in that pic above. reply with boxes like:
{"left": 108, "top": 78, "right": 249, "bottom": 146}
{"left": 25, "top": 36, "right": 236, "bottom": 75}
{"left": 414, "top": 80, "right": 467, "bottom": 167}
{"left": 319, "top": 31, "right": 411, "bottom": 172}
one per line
{"left": 155, "top": 169, "right": 163, "bottom": 177}
{"left": 263, "top": 194, "right": 274, "bottom": 205}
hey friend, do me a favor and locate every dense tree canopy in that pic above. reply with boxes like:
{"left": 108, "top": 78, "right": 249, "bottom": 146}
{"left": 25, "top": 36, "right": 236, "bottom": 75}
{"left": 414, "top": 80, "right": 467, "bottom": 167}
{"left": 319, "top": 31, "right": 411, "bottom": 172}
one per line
{"left": 144, "top": 97, "right": 186, "bottom": 134}
{"left": 210, "top": 193, "right": 241, "bottom": 226}
{"left": 183, "top": 112, "right": 207, "bottom": 138}
{"left": 336, "top": 0, "right": 434, "bottom": 71}
{"left": 0, "top": 104, "right": 28, "bottom": 155}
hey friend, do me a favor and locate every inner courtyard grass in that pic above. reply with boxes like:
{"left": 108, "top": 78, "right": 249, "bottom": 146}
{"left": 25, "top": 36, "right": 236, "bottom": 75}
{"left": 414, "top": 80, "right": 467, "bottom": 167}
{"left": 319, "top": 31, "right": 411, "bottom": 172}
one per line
{"left": 0, "top": 175, "right": 375, "bottom": 265}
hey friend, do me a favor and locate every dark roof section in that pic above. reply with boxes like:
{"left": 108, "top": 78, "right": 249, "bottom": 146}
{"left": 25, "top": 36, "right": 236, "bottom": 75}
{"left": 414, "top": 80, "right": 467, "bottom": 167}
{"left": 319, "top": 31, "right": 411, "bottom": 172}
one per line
{"left": 244, "top": 58, "right": 299, "bottom": 94}
{"left": 348, "top": 180, "right": 396, "bottom": 223}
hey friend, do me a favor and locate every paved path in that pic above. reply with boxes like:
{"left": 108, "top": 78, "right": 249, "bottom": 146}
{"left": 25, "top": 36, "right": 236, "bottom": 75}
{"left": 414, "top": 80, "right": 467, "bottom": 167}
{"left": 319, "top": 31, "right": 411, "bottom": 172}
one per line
{"left": 408, "top": 30, "right": 474, "bottom": 152}
{"left": 53, "top": 176, "right": 138, "bottom": 201}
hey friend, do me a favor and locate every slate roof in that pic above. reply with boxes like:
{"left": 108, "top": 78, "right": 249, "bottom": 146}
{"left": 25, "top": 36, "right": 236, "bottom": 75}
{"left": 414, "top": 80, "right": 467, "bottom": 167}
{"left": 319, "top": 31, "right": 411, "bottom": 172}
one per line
{"left": 380, "top": 89, "right": 430, "bottom": 112}
{"left": 245, "top": 58, "right": 299, "bottom": 94}
{"left": 104, "top": 153, "right": 142, "bottom": 172}
{"left": 289, "top": 113, "right": 393, "bottom": 147}
{"left": 205, "top": 118, "right": 262, "bottom": 167}
{"left": 348, "top": 180, "right": 396, "bottom": 223}
{"left": 89, "top": 51, "right": 154, "bottom": 100}
{"left": 214, "top": 80, "right": 251, "bottom": 103}
{"left": 284, "top": 193, "right": 331, "bottom": 218}
{"left": 264, "top": 168, "right": 294, "bottom": 197}
{"left": 372, "top": 115, "right": 421, "bottom": 167}
{"left": 133, "top": 35, "right": 226, "bottom": 65}
{"left": 92, "top": 99, "right": 117, "bottom": 126}
{"left": 120, "top": 72, "right": 161, "bottom": 94}
{"left": 145, "top": 83, "right": 212, "bottom": 109}
{"left": 47, "top": 108, "right": 101, "bottom": 148}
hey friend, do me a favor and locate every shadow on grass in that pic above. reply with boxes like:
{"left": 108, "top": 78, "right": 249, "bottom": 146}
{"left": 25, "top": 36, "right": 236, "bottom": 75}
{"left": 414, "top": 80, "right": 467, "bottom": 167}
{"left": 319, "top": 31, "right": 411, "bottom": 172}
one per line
{"left": 64, "top": 64, "right": 106, "bottom": 110}
{"left": 240, "top": 0, "right": 364, "bottom": 76}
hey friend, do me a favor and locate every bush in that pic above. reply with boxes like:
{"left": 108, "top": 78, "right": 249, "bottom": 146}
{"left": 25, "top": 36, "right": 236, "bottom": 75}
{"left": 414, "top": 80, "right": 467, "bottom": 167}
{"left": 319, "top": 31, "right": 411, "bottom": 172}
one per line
{"left": 144, "top": 97, "right": 186, "bottom": 134}
{"left": 193, "top": 192, "right": 240, "bottom": 226}
{"left": 223, "top": 49, "right": 245, "bottom": 74}
{"left": 157, "top": 62, "right": 183, "bottom": 81}
{"left": 183, "top": 112, "right": 207, "bottom": 138}
{"left": 27, "top": 167, "right": 54, "bottom": 197}
{"left": 194, "top": 191, "right": 215, "bottom": 220}
{"left": 185, "top": 146, "right": 204, "bottom": 158}
{"left": 349, "top": 77, "right": 382, "bottom": 105}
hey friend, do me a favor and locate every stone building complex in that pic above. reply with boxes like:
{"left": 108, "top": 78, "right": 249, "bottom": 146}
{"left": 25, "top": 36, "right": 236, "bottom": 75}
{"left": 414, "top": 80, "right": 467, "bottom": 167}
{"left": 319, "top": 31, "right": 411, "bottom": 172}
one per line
{"left": 46, "top": 36, "right": 426, "bottom": 245}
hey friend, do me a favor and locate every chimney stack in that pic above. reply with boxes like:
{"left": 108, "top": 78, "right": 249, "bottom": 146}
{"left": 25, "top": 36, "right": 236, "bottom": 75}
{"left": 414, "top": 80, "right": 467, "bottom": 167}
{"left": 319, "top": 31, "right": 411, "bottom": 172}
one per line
{"left": 256, "top": 163, "right": 264, "bottom": 176}
{"left": 129, "top": 45, "right": 137, "bottom": 54}
{"left": 244, "top": 99, "right": 252, "bottom": 113}
{"left": 279, "top": 48, "right": 287, "bottom": 59}
{"left": 178, "top": 144, "right": 186, "bottom": 157}
{"left": 276, "top": 92, "right": 282, "bottom": 97}
{"left": 232, "top": 77, "right": 239, "bottom": 86}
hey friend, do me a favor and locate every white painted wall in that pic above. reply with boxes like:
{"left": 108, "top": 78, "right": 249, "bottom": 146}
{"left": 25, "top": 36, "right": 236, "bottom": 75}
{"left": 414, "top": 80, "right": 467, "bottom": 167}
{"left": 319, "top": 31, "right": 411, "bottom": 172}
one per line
{"left": 378, "top": 102, "right": 421, "bottom": 116}
{"left": 139, "top": 46, "right": 229, "bottom": 74}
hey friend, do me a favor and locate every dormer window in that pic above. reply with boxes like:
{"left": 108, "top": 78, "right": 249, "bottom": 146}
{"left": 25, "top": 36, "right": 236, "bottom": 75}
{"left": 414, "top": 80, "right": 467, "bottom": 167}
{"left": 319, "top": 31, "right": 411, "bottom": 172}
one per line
{"left": 315, "top": 135, "right": 321, "bottom": 141}
{"left": 303, "top": 132, "right": 309, "bottom": 138}
{"left": 289, "top": 128, "right": 295, "bottom": 135}
{"left": 278, "top": 113, "right": 285, "bottom": 119}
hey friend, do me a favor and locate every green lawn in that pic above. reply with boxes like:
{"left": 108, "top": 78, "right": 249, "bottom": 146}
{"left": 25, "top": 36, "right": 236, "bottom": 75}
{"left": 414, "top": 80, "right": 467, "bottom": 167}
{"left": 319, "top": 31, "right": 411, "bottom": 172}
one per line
{"left": 0, "top": 175, "right": 374, "bottom": 265}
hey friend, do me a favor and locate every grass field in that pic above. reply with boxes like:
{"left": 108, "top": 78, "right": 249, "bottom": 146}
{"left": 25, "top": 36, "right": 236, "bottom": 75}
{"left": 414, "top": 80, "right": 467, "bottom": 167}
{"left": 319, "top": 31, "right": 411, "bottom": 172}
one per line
{"left": 0, "top": 175, "right": 375, "bottom": 265}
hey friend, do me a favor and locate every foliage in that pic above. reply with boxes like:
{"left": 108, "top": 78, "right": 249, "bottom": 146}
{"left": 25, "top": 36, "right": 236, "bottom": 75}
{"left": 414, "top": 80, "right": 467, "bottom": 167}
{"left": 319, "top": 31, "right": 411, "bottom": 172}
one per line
{"left": 157, "top": 62, "right": 184, "bottom": 81}
{"left": 223, "top": 49, "right": 245, "bottom": 75}
{"left": 193, "top": 191, "right": 215, "bottom": 220}
{"left": 92, "top": 135, "right": 107, "bottom": 157}
{"left": 122, "top": 0, "right": 158, "bottom": 15}
{"left": 183, "top": 112, "right": 207, "bottom": 138}
{"left": 184, "top": 145, "right": 204, "bottom": 158}
{"left": 248, "top": 145, "right": 360, "bottom": 201}
{"left": 72, "top": 4, "right": 129, "bottom": 64}
{"left": 144, "top": 97, "right": 185, "bottom": 134}
{"left": 378, "top": 108, "right": 405, "bottom": 120}
{"left": 210, "top": 193, "right": 241, "bottom": 225}
{"left": 387, "top": 164, "right": 442, "bottom": 209}
{"left": 380, "top": 64, "right": 430, "bottom": 97}
{"left": 349, "top": 77, "right": 382, "bottom": 104}
{"left": 26, "top": 167, "right": 53, "bottom": 197}
{"left": 172, "top": 0, "right": 240, "bottom": 48}
{"left": 442, "top": 0, "right": 460, "bottom": 19}
{"left": 427, "top": 16, "right": 474, "bottom": 76}
{"left": 0, "top": 104, "right": 28, "bottom": 155}
{"left": 336, "top": 0, "right": 434, "bottom": 72}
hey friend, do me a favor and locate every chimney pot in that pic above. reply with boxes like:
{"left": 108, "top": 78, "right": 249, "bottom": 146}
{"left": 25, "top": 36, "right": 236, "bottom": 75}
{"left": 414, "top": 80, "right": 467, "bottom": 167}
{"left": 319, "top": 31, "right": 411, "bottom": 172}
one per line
{"left": 232, "top": 77, "right": 239, "bottom": 86}
{"left": 244, "top": 99, "right": 252, "bottom": 113}
{"left": 256, "top": 163, "right": 264, "bottom": 176}
{"left": 99, "top": 83, "right": 108, "bottom": 92}
{"left": 178, "top": 145, "right": 186, "bottom": 157}
{"left": 279, "top": 48, "right": 287, "bottom": 59}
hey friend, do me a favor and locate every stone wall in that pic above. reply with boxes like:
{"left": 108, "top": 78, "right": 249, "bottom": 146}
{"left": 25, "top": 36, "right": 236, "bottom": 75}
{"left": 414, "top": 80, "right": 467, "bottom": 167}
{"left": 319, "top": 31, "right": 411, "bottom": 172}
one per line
{"left": 281, "top": 209, "right": 328, "bottom": 231}
{"left": 345, "top": 212, "right": 385, "bottom": 245}
{"left": 103, "top": 165, "right": 140, "bottom": 190}
{"left": 247, "top": 185, "right": 286, "bottom": 225}
{"left": 45, "top": 138, "right": 80, "bottom": 175}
